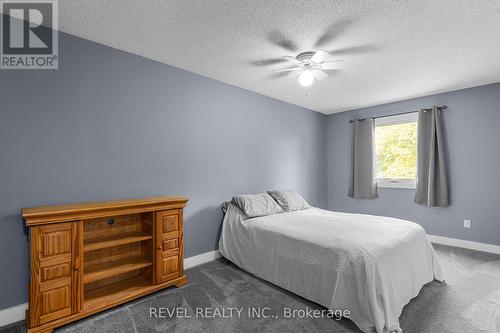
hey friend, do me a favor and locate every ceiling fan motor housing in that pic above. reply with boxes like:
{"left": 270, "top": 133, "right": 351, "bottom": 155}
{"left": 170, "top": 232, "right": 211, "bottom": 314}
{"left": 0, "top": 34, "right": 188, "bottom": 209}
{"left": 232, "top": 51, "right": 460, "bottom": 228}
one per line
{"left": 296, "top": 51, "right": 316, "bottom": 63}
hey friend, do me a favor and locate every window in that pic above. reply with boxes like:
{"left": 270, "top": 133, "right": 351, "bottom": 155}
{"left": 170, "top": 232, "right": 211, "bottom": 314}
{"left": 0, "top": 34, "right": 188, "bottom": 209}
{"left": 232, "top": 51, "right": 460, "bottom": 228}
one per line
{"left": 374, "top": 112, "right": 417, "bottom": 189}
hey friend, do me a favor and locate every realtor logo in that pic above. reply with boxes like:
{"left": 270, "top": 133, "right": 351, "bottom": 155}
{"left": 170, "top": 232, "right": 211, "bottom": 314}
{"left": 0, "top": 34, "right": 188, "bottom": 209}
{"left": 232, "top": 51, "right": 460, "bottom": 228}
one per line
{"left": 1, "top": 0, "right": 58, "bottom": 69}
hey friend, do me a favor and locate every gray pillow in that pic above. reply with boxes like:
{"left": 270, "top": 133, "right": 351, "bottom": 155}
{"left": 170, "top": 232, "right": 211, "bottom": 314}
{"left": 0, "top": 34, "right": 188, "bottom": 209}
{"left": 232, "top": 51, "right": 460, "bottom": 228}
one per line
{"left": 231, "top": 193, "right": 284, "bottom": 218}
{"left": 267, "top": 190, "right": 311, "bottom": 212}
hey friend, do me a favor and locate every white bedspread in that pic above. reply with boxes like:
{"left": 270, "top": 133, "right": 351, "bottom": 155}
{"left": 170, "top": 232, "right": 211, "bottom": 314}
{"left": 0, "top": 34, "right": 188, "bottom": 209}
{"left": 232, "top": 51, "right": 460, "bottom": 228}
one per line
{"left": 218, "top": 205, "right": 443, "bottom": 333}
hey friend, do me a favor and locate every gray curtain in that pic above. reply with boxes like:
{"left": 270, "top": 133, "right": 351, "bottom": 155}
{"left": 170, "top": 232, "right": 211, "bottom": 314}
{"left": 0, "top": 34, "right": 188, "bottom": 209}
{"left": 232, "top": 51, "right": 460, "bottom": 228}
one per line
{"left": 348, "top": 118, "right": 378, "bottom": 199}
{"left": 415, "top": 107, "right": 449, "bottom": 207}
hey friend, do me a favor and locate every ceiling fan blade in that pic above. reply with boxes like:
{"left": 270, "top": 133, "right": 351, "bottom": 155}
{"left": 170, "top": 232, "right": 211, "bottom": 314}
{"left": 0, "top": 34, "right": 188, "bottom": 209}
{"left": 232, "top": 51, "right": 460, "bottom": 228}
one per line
{"left": 314, "top": 19, "right": 355, "bottom": 48}
{"left": 320, "top": 60, "right": 345, "bottom": 70}
{"left": 270, "top": 71, "right": 292, "bottom": 79}
{"left": 313, "top": 70, "right": 328, "bottom": 81}
{"left": 268, "top": 30, "right": 298, "bottom": 52}
{"left": 311, "top": 50, "right": 330, "bottom": 63}
{"left": 250, "top": 58, "right": 287, "bottom": 66}
{"left": 272, "top": 67, "right": 301, "bottom": 73}
{"left": 282, "top": 56, "right": 301, "bottom": 64}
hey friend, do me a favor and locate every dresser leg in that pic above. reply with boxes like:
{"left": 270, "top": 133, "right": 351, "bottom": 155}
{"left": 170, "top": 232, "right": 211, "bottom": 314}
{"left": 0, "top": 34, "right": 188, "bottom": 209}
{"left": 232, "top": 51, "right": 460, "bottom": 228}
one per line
{"left": 174, "top": 275, "right": 188, "bottom": 287}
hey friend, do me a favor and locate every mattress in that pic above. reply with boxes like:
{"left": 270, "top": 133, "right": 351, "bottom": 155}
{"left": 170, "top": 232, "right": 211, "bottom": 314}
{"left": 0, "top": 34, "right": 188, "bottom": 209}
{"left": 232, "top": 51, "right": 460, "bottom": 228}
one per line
{"left": 218, "top": 205, "right": 443, "bottom": 333}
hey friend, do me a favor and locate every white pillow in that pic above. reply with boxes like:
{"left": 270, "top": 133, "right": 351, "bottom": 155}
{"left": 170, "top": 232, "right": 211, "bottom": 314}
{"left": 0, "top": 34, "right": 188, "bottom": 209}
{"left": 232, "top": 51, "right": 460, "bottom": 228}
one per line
{"left": 231, "top": 193, "right": 284, "bottom": 218}
{"left": 267, "top": 190, "right": 311, "bottom": 212}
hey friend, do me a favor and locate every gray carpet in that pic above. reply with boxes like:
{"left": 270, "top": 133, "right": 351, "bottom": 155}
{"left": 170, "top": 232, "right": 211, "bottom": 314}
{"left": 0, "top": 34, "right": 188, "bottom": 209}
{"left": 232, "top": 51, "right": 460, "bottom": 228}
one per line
{"left": 2, "top": 244, "right": 500, "bottom": 333}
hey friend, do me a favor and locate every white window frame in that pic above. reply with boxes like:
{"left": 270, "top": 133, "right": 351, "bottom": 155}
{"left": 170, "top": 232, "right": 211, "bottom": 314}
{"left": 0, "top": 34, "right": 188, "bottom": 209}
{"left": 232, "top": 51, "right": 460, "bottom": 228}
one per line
{"left": 375, "top": 112, "right": 418, "bottom": 189}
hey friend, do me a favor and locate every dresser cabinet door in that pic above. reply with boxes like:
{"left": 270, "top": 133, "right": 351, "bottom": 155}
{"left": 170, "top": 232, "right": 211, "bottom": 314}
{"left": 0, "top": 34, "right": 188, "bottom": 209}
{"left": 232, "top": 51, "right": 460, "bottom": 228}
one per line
{"left": 155, "top": 209, "right": 183, "bottom": 284}
{"left": 29, "top": 222, "right": 81, "bottom": 327}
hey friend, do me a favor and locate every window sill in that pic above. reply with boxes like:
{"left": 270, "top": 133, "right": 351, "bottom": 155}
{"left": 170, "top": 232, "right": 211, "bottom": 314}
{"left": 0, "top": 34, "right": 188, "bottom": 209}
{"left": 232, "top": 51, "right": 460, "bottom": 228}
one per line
{"left": 377, "top": 179, "right": 416, "bottom": 189}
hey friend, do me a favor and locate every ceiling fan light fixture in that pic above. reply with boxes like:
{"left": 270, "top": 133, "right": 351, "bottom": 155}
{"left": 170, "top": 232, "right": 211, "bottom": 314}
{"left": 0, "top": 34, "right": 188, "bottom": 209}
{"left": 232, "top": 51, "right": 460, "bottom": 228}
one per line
{"left": 273, "top": 50, "right": 343, "bottom": 87}
{"left": 298, "top": 70, "right": 314, "bottom": 87}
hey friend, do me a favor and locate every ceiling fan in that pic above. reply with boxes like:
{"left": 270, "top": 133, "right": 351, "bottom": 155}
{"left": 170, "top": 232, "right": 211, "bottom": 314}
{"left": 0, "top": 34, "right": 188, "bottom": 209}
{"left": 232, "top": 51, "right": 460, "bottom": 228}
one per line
{"left": 273, "top": 50, "right": 345, "bottom": 87}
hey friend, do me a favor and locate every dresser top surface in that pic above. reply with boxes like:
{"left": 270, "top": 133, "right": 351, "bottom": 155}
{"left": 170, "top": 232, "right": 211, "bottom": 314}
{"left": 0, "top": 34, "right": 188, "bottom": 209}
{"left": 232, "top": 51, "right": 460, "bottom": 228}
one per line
{"left": 23, "top": 196, "right": 189, "bottom": 222}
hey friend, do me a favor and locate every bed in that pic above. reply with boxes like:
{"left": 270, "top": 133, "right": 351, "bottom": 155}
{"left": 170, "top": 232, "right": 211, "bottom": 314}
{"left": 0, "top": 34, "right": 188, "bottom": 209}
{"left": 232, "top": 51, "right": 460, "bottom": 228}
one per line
{"left": 218, "top": 204, "right": 443, "bottom": 333}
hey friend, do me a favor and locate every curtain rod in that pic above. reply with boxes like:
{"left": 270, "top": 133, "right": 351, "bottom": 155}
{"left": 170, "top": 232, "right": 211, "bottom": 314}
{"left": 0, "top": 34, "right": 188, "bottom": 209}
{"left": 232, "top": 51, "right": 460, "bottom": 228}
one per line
{"left": 348, "top": 105, "right": 448, "bottom": 123}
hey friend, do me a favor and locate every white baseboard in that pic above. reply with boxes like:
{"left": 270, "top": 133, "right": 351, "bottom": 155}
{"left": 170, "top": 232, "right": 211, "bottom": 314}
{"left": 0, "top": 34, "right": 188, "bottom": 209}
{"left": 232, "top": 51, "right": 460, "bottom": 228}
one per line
{"left": 0, "top": 303, "right": 27, "bottom": 327}
{"left": 0, "top": 250, "right": 221, "bottom": 327}
{"left": 184, "top": 250, "right": 221, "bottom": 269}
{"left": 428, "top": 234, "right": 500, "bottom": 255}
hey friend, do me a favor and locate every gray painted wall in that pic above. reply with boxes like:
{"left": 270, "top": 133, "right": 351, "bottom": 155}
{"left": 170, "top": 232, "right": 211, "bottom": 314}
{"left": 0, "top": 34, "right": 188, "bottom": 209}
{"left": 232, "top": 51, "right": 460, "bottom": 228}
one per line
{"left": 327, "top": 83, "right": 500, "bottom": 246}
{"left": 0, "top": 32, "right": 327, "bottom": 310}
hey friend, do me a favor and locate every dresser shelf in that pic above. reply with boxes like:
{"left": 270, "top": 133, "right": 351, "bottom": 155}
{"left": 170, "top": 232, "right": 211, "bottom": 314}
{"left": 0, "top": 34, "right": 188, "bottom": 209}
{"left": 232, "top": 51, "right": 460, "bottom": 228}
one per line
{"left": 84, "top": 276, "right": 151, "bottom": 311}
{"left": 83, "top": 232, "right": 153, "bottom": 252}
{"left": 83, "top": 256, "right": 153, "bottom": 284}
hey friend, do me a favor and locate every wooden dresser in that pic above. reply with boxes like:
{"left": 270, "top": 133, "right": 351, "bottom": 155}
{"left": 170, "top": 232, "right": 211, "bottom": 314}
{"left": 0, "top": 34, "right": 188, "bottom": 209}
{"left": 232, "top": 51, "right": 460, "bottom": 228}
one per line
{"left": 22, "top": 196, "right": 188, "bottom": 333}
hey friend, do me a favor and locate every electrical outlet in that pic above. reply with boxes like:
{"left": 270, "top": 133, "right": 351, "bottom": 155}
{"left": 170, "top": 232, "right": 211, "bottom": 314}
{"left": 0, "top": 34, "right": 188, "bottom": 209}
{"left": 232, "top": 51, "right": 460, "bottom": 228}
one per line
{"left": 464, "top": 219, "right": 471, "bottom": 228}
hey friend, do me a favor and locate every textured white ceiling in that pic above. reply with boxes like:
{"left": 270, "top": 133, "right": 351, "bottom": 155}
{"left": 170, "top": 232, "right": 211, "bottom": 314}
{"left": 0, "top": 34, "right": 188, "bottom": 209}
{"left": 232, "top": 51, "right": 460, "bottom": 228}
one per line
{"left": 55, "top": 1, "right": 500, "bottom": 114}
